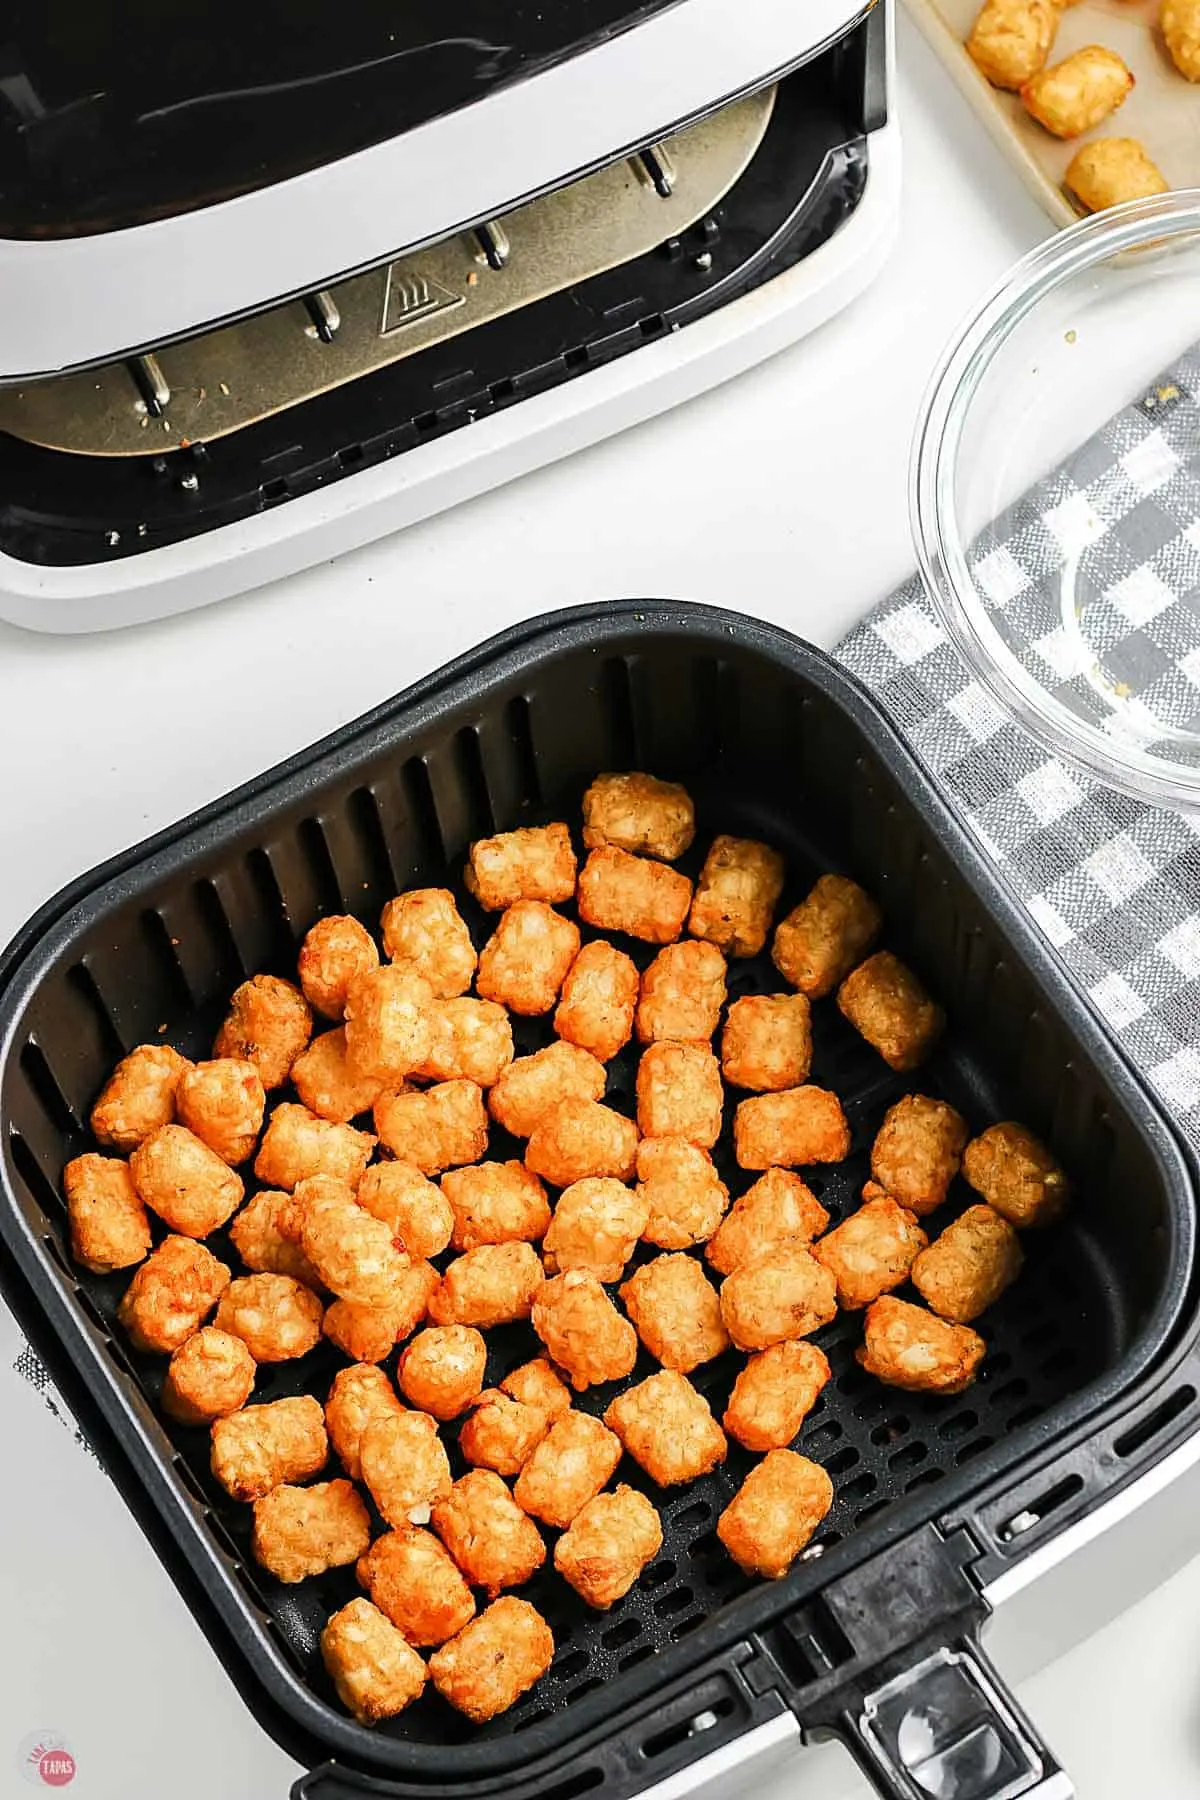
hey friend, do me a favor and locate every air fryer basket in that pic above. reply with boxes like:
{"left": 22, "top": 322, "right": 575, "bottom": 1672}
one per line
{"left": 0, "top": 603, "right": 1193, "bottom": 1800}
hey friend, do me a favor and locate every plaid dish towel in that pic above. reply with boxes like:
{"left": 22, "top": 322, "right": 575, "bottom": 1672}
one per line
{"left": 836, "top": 356, "right": 1200, "bottom": 1149}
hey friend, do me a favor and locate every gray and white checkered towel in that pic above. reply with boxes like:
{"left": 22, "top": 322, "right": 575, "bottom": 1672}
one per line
{"left": 836, "top": 351, "right": 1200, "bottom": 1148}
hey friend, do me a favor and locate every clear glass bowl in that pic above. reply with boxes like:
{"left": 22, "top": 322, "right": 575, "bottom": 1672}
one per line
{"left": 912, "top": 191, "right": 1200, "bottom": 811}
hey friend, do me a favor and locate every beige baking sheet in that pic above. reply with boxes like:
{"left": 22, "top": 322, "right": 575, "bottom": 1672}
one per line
{"left": 905, "top": 0, "right": 1200, "bottom": 226}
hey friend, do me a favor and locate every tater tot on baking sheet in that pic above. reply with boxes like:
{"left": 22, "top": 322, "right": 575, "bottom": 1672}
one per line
{"left": 254, "top": 1104, "right": 374, "bottom": 1192}
{"left": 64, "top": 1153, "right": 151, "bottom": 1274}
{"left": 229, "top": 1187, "right": 321, "bottom": 1287}
{"left": 723, "top": 1341, "right": 831, "bottom": 1451}
{"left": 734, "top": 1086, "right": 850, "bottom": 1171}
{"left": 500, "top": 1356, "right": 572, "bottom": 1422}
{"left": 90, "top": 1043, "right": 191, "bottom": 1152}
{"left": 581, "top": 772, "right": 695, "bottom": 860}
{"left": 374, "top": 1080, "right": 489, "bottom": 1175}
{"left": 298, "top": 915, "right": 379, "bottom": 1020}
{"left": 525, "top": 1098, "right": 639, "bottom": 1187}
{"left": 322, "top": 1260, "right": 438, "bottom": 1362}
{"left": 857, "top": 1296, "right": 987, "bottom": 1394}
{"left": 1065, "top": 136, "right": 1167, "bottom": 210}
{"left": 380, "top": 888, "right": 477, "bottom": 997}
{"left": 554, "top": 940, "right": 639, "bottom": 1062}
{"left": 636, "top": 1041, "right": 723, "bottom": 1146}
{"left": 464, "top": 823, "right": 577, "bottom": 912}
{"left": 604, "top": 1370, "right": 727, "bottom": 1487}
{"left": 620, "top": 1253, "right": 729, "bottom": 1372}
{"left": 291, "top": 1029, "right": 383, "bottom": 1125}
{"left": 414, "top": 998, "right": 514, "bottom": 1086}
{"left": 321, "top": 1598, "right": 428, "bottom": 1724}
{"left": 813, "top": 1195, "right": 928, "bottom": 1311}
{"left": 131, "top": 1123, "right": 243, "bottom": 1237}
{"left": 118, "top": 1235, "right": 230, "bottom": 1353}
{"left": 215, "top": 1272, "right": 324, "bottom": 1361}
{"left": 636, "top": 1137, "right": 729, "bottom": 1250}
{"left": 719, "top": 1246, "right": 838, "bottom": 1351}
{"left": 397, "top": 1325, "right": 487, "bottom": 1419}
{"left": 721, "top": 994, "right": 813, "bottom": 1093}
{"left": 706, "top": 1169, "right": 828, "bottom": 1276}
{"left": 912, "top": 1204, "right": 1024, "bottom": 1323}
{"left": 636, "top": 940, "right": 727, "bottom": 1044}
{"left": 577, "top": 846, "right": 693, "bottom": 944}
{"left": 429, "top": 1597, "right": 554, "bottom": 1723}
{"left": 325, "top": 1362, "right": 406, "bottom": 1481}
{"left": 513, "top": 1410, "right": 623, "bottom": 1527}
{"left": 962, "top": 1122, "right": 1069, "bottom": 1227}
{"left": 688, "top": 835, "right": 785, "bottom": 958}
{"left": 214, "top": 975, "right": 312, "bottom": 1090}
{"left": 542, "top": 1176, "right": 648, "bottom": 1280}
{"left": 357, "top": 1161, "right": 454, "bottom": 1259}
{"left": 476, "top": 902, "right": 580, "bottom": 1017}
{"left": 433, "top": 1469, "right": 546, "bottom": 1593}
{"left": 555, "top": 1485, "right": 664, "bottom": 1609}
{"left": 772, "top": 873, "right": 882, "bottom": 1000}
{"left": 360, "top": 1410, "right": 452, "bottom": 1527}
{"left": 162, "top": 1327, "right": 256, "bottom": 1424}
{"left": 358, "top": 1528, "right": 475, "bottom": 1645}
{"left": 252, "top": 1479, "right": 371, "bottom": 1583}
{"left": 717, "top": 1451, "right": 833, "bottom": 1578}
{"left": 210, "top": 1394, "right": 327, "bottom": 1502}
{"left": 837, "top": 953, "right": 945, "bottom": 1073}
{"left": 175, "top": 1057, "right": 265, "bottom": 1165}
{"left": 488, "top": 1041, "right": 607, "bottom": 1140}
{"left": 343, "top": 965, "right": 433, "bottom": 1086}
{"left": 297, "top": 1177, "right": 411, "bottom": 1306}
{"left": 531, "top": 1269, "right": 638, "bottom": 1389}
{"left": 428, "top": 1242, "right": 545, "bottom": 1328}
{"left": 1022, "top": 43, "right": 1133, "bottom": 136}
{"left": 441, "top": 1160, "right": 551, "bottom": 1251}
{"left": 870, "top": 1095, "right": 969, "bottom": 1217}
{"left": 1162, "top": 0, "right": 1200, "bottom": 80}
{"left": 459, "top": 1389, "right": 551, "bottom": 1476}
{"left": 966, "top": 0, "right": 1058, "bottom": 88}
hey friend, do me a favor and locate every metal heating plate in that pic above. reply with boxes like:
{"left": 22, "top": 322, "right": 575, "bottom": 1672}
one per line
{"left": 0, "top": 88, "right": 775, "bottom": 458}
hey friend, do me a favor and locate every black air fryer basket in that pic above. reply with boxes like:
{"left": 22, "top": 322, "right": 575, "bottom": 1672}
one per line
{"left": 1, "top": 602, "right": 1197, "bottom": 1800}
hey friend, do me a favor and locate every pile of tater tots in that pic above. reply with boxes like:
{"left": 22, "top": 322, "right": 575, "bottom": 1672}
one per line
{"left": 62, "top": 771, "right": 1070, "bottom": 1730}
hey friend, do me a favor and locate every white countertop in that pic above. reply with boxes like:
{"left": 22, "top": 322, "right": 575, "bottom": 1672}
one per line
{"left": 2, "top": 17, "right": 1197, "bottom": 1798}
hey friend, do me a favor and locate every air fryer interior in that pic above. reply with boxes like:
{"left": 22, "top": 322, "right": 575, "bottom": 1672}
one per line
{"left": 0, "top": 609, "right": 1187, "bottom": 1782}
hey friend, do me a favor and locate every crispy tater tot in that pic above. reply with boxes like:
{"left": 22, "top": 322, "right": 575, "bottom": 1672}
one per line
{"left": 298, "top": 915, "right": 380, "bottom": 1020}
{"left": 229, "top": 1187, "right": 322, "bottom": 1288}
{"left": 513, "top": 1411, "right": 622, "bottom": 1527}
{"left": 162, "top": 1327, "right": 257, "bottom": 1424}
{"left": 636, "top": 1138, "right": 729, "bottom": 1250}
{"left": 476, "top": 902, "right": 580, "bottom": 1017}
{"left": 210, "top": 1394, "right": 327, "bottom": 1501}
{"left": 1162, "top": 0, "right": 1200, "bottom": 79}
{"left": 912, "top": 1204, "right": 1024, "bottom": 1323}
{"left": 636, "top": 941, "right": 727, "bottom": 1045}
{"left": 343, "top": 965, "right": 434, "bottom": 1086}
{"left": 321, "top": 1598, "right": 427, "bottom": 1724}
{"left": 323, "top": 1261, "right": 438, "bottom": 1362}
{"left": 442, "top": 1161, "right": 551, "bottom": 1251}
{"left": 500, "top": 1357, "right": 572, "bottom": 1422}
{"left": 465, "top": 823, "right": 578, "bottom": 912}
{"left": 297, "top": 1176, "right": 411, "bottom": 1306}
{"left": 542, "top": 1177, "right": 648, "bottom": 1280}
{"left": 721, "top": 995, "right": 813, "bottom": 1093}
{"left": 962, "top": 1122, "right": 1069, "bottom": 1227}
{"left": 90, "top": 1043, "right": 191, "bottom": 1151}
{"left": 358, "top": 1161, "right": 454, "bottom": 1258}
{"left": 636, "top": 1041, "right": 723, "bottom": 1147}
{"left": 1065, "top": 137, "right": 1168, "bottom": 211}
{"left": 734, "top": 1087, "right": 850, "bottom": 1171}
{"left": 525, "top": 1098, "right": 639, "bottom": 1187}
{"left": 771, "top": 873, "right": 883, "bottom": 1000}
{"left": 604, "top": 1370, "right": 727, "bottom": 1486}
{"left": 620, "top": 1253, "right": 729, "bottom": 1372}
{"left": 966, "top": 0, "right": 1058, "bottom": 88}
{"left": 360, "top": 1410, "right": 453, "bottom": 1528}
{"left": 488, "top": 1042, "right": 607, "bottom": 1139}
{"left": 380, "top": 888, "right": 477, "bottom": 998}
{"left": 554, "top": 940, "right": 639, "bottom": 1062}
{"left": 581, "top": 772, "right": 695, "bottom": 861}
{"left": 555, "top": 1485, "right": 664, "bottom": 1609}
{"left": 688, "top": 835, "right": 785, "bottom": 958}
{"left": 175, "top": 1058, "right": 266, "bottom": 1165}
{"left": 291, "top": 1028, "right": 383, "bottom": 1125}
{"left": 374, "top": 1080, "right": 489, "bottom": 1175}
{"left": 433, "top": 1469, "right": 546, "bottom": 1594}
{"left": 214, "top": 1272, "right": 323, "bottom": 1361}
{"left": 870, "top": 1095, "right": 969, "bottom": 1217}
{"left": 254, "top": 1103, "right": 375, "bottom": 1192}
{"left": 459, "top": 1390, "right": 551, "bottom": 1476}
{"left": 719, "top": 1247, "right": 838, "bottom": 1350}
{"left": 813, "top": 1196, "right": 927, "bottom": 1311}
{"left": 325, "top": 1363, "right": 406, "bottom": 1481}
{"left": 858, "top": 1296, "right": 986, "bottom": 1393}
{"left": 398, "top": 1326, "right": 487, "bottom": 1420}
{"left": 214, "top": 974, "right": 312, "bottom": 1090}
{"left": 357, "top": 1528, "right": 475, "bottom": 1645}
{"left": 717, "top": 1451, "right": 833, "bottom": 1578}
{"left": 414, "top": 998, "right": 514, "bottom": 1086}
{"left": 130, "top": 1123, "right": 243, "bottom": 1237}
{"left": 706, "top": 1169, "right": 829, "bottom": 1276}
{"left": 1021, "top": 44, "right": 1133, "bottom": 136}
{"left": 64, "top": 1153, "right": 151, "bottom": 1274}
{"left": 118, "top": 1235, "right": 230, "bottom": 1353}
{"left": 428, "top": 1242, "right": 545, "bottom": 1328}
{"left": 723, "top": 1341, "right": 831, "bottom": 1451}
{"left": 429, "top": 1597, "right": 554, "bottom": 1724}
{"left": 577, "top": 846, "right": 693, "bottom": 945}
{"left": 530, "top": 1270, "right": 637, "bottom": 1390}
{"left": 252, "top": 1479, "right": 371, "bottom": 1583}
{"left": 837, "top": 953, "right": 945, "bottom": 1071}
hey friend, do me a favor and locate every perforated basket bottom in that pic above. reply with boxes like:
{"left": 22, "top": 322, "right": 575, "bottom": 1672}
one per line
{"left": 17, "top": 777, "right": 1109, "bottom": 1749}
